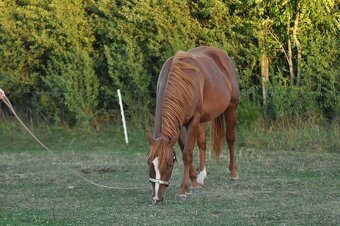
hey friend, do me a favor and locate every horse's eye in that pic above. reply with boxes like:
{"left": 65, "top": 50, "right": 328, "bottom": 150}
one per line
{"left": 173, "top": 154, "right": 177, "bottom": 162}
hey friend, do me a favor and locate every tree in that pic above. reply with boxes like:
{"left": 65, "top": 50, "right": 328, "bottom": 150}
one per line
{"left": 0, "top": 0, "right": 98, "bottom": 125}
{"left": 86, "top": 0, "right": 198, "bottom": 124}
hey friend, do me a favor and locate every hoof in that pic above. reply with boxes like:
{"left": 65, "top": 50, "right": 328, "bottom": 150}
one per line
{"left": 230, "top": 176, "right": 239, "bottom": 181}
{"left": 175, "top": 193, "right": 187, "bottom": 201}
{"left": 189, "top": 186, "right": 203, "bottom": 194}
{"left": 230, "top": 177, "right": 239, "bottom": 185}
{"left": 198, "top": 182, "right": 204, "bottom": 186}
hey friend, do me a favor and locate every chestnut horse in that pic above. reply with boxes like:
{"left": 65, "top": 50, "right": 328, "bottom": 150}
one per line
{"left": 147, "top": 46, "right": 239, "bottom": 204}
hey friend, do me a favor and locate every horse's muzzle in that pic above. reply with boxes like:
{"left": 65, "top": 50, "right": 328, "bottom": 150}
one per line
{"left": 152, "top": 197, "right": 164, "bottom": 205}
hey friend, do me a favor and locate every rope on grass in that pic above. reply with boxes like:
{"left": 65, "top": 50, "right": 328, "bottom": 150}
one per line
{"left": 0, "top": 90, "right": 149, "bottom": 191}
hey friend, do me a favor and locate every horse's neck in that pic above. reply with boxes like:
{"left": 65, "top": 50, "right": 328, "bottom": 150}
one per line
{"left": 154, "top": 59, "right": 172, "bottom": 138}
{"left": 154, "top": 115, "right": 180, "bottom": 141}
{"left": 154, "top": 104, "right": 162, "bottom": 137}
{"left": 161, "top": 125, "right": 179, "bottom": 141}
{"left": 154, "top": 104, "right": 180, "bottom": 140}
{"left": 160, "top": 112, "right": 182, "bottom": 141}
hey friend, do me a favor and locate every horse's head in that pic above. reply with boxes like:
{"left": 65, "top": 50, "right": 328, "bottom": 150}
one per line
{"left": 146, "top": 131, "right": 177, "bottom": 205}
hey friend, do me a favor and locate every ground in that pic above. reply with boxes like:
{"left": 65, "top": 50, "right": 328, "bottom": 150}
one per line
{"left": 1, "top": 141, "right": 339, "bottom": 225}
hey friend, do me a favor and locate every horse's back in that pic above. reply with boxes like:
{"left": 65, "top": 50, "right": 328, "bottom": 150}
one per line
{"left": 189, "top": 46, "right": 239, "bottom": 98}
{"left": 157, "top": 46, "right": 239, "bottom": 124}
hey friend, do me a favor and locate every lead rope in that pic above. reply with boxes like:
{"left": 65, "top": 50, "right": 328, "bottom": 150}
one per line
{"left": 0, "top": 93, "right": 148, "bottom": 191}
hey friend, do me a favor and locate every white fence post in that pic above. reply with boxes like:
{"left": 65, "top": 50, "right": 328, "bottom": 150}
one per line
{"left": 117, "top": 89, "right": 128, "bottom": 144}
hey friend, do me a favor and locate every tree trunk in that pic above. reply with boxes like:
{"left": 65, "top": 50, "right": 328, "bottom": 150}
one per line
{"left": 287, "top": 36, "right": 294, "bottom": 84}
{"left": 260, "top": 54, "right": 269, "bottom": 105}
{"left": 287, "top": 12, "right": 294, "bottom": 85}
{"left": 293, "top": 2, "right": 301, "bottom": 86}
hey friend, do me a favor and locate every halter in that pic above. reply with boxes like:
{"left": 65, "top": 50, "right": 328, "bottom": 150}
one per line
{"left": 149, "top": 177, "right": 170, "bottom": 186}
{"left": 148, "top": 136, "right": 177, "bottom": 188}
{"left": 148, "top": 153, "right": 176, "bottom": 187}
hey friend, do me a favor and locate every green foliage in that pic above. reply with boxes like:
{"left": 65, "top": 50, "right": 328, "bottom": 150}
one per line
{"left": 43, "top": 50, "right": 99, "bottom": 125}
{"left": 0, "top": 0, "right": 338, "bottom": 125}
{"left": 0, "top": 0, "right": 97, "bottom": 125}
{"left": 302, "top": 34, "right": 340, "bottom": 120}
{"left": 267, "top": 83, "right": 321, "bottom": 120}
{"left": 237, "top": 99, "right": 262, "bottom": 125}
{"left": 87, "top": 0, "right": 198, "bottom": 124}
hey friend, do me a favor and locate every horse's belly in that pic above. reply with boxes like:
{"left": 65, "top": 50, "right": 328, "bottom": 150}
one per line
{"left": 200, "top": 94, "right": 230, "bottom": 122}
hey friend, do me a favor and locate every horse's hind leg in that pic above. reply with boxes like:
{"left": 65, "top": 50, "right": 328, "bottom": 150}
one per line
{"left": 225, "top": 104, "right": 238, "bottom": 180}
{"left": 197, "top": 123, "right": 207, "bottom": 185}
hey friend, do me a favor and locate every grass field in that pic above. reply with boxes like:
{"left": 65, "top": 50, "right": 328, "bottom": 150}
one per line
{"left": 0, "top": 122, "right": 339, "bottom": 225}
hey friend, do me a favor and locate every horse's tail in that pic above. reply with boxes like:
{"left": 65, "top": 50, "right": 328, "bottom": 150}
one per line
{"left": 212, "top": 113, "right": 225, "bottom": 160}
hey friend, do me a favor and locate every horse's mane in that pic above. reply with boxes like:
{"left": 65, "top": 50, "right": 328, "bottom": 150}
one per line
{"left": 149, "top": 51, "right": 198, "bottom": 172}
{"left": 161, "top": 51, "right": 198, "bottom": 139}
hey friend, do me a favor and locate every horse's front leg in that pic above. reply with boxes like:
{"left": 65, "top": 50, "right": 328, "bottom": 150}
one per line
{"left": 178, "top": 127, "right": 201, "bottom": 190}
{"left": 176, "top": 114, "right": 200, "bottom": 197}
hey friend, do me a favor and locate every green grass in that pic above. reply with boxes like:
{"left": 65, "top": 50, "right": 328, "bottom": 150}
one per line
{"left": 0, "top": 122, "right": 339, "bottom": 225}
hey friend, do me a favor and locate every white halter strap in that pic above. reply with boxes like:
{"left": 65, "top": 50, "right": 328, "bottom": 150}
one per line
{"left": 149, "top": 177, "right": 170, "bottom": 186}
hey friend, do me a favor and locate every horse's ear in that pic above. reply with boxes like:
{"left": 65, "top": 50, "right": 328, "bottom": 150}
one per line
{"left": 146, "top": 130, "right": 154, "bottom": 145}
